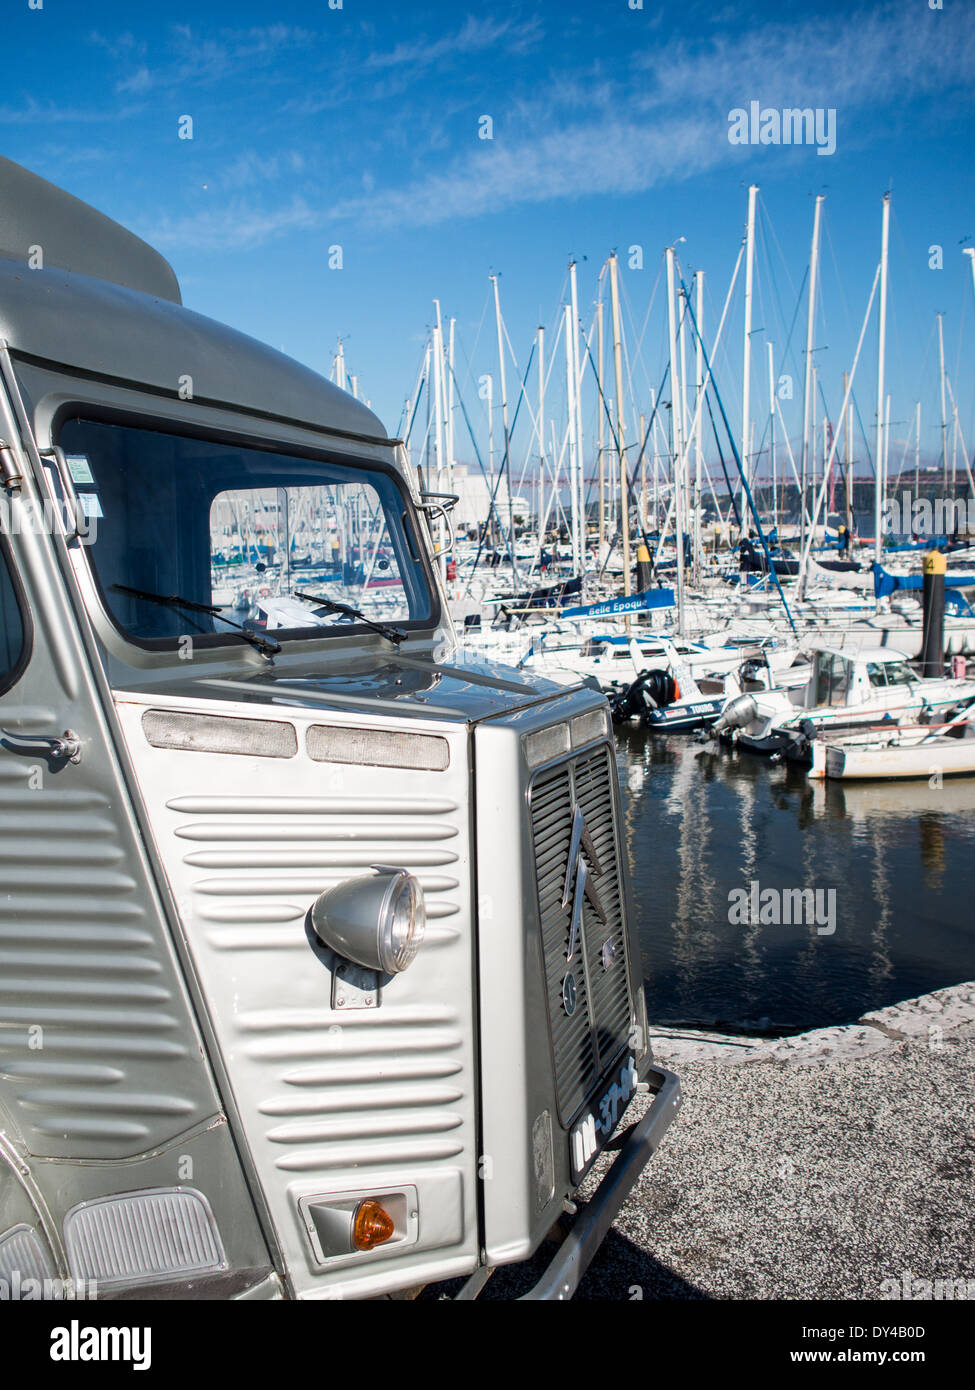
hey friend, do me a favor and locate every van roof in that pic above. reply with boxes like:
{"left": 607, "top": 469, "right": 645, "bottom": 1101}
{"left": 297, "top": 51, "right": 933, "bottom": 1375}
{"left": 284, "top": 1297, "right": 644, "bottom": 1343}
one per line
{"left": 0, "top": 154, "right": 181, "bottom": 302}
{"left": 0, "top": 158, "right": 387, "bottom": 444}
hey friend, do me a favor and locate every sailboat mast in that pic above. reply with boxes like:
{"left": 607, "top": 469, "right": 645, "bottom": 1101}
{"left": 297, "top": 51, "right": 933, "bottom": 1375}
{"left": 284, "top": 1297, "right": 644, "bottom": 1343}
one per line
{"left": 768, "top": 341, "right": 777, "bottom": 533}
{"left": 742, "top": 184, "right": 758, "bottom": 502}
{"left": 597, "top": 298, "right": 606, "bottom": 559}
{"left": 564, "top": 302, "right": 581, "bottom": 573}
{"left": 666, "top": 246, "right": 685, "bottom": 634}
{"left": 884, "top": 395, "right": 891, "bottom": 517}
{"left": 678, "top": 283, "right": 692, "bottom": 581}
{"left": 569, "top": 261, "right": 586, "bottom": 568}
{"left": 491, "top": 274, "right": 517, "bottom": 574}
{"left": 639, "top": 411, "right": 647, "bottom": 537}
{"left": 432, "top": 302, "right": 446, "bottom": 579}
{"left": 537, "top": 326, "right": 546, "bottom": 568}
{"left": 651, "top": 387, "right": 659, "bottom": 534}
{"left": 447, "top": 316, "right": 456, "bottom": 498}
{"left": 694, "top": 271, "right": 704, "bottom": 568}
{"left": 799, "top": 195, "right": 824, "bottom": 583}
{"left": 844, "top": 369, "right": 853, "bottom": 541}
{"left": 937, "top": 312, "right": 948, "bottom": 495}
{"left": 874, "top": 192, "right": 890, "bottom": 569}
{"left": 609, "top": 251, "right": 630, "bottom": 602}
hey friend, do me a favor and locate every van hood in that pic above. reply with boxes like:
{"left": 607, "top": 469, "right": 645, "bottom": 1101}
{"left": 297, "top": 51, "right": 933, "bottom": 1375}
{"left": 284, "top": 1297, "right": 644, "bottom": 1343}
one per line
{"left": 114, "top": 650, "right": 575, "bottom": 724}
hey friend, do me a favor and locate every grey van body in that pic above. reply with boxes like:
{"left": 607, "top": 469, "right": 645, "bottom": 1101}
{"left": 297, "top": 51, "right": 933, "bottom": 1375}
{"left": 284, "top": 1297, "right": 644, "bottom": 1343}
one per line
{"left": 0, "top": 157, "right": 679, "bottom": 1300}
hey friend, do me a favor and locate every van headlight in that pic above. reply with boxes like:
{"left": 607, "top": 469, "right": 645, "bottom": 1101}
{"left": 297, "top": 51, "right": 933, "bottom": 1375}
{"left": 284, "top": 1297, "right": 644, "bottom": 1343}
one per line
{"left": 311, "top": 868, "right": 426, "bottom": 974}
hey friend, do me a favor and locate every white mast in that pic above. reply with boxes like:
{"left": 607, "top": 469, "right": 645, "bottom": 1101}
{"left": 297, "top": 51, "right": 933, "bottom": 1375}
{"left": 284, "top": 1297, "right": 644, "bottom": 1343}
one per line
{"left": 567, "top": 258, "right": 581, "bottom": 567}
{"left": 597, "top": 298, "right": 606, "bottom": 559}
{"left": 810, "top": 364, "right": 818, "bottom": 543}
{"left": 694, "top": 270, "right": 704, "bottom": 573}
{"left": 678, "top": 282, "right": 691, "bottom": 579}
{"left": 490, "top": 274, "right": 515, "bottom": 574}
{"left": 800, "top": 194, "right": 824, "bottom": 583}
{"left": 447, "top": 315, "right": 456, "bottom": 496}
{"left": 609, "top": 251, "right": 629, "bottom": 602}
{"left": 666, "top": 246, "right": 685, "bottom": 634}
{"left": 537, "top": 326, "right": 546, "bottom": 567}
{"left": 937, "top": 311, "right": 948, "bottom": 494}
{"left": 844, "top": 370, "right": 853, "bottom": 541}
{"left": 914, "top": 400, "right": 921, "bottom": 499}
{"left": 564, "top": 303, "right": 582, "bottom": 572}
{"left": 739, "top": 187, "right": 756, "bottom": 503}
{"left": 486, "top": 370, "right": 494, "bottom": 542}
{"left": 874, "top": 192, "right": 890, "bottom": 570}
{"left": 767, "top": 340, "right": 777, "bottom": 533}
{"left": 650, "top": 386, "right": 660, "bottom": 534}
{"left": 431, "top": 303, "right": 446, "bottom": 578}
{"left": 333, "top": 338, "right": 347, "bottom": 391}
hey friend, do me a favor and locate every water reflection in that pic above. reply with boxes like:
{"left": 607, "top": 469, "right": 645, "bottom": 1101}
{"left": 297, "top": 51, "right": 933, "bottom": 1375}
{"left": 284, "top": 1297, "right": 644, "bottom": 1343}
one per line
{"left": 616, "top": 727, "right": 975, "bottom": 1032}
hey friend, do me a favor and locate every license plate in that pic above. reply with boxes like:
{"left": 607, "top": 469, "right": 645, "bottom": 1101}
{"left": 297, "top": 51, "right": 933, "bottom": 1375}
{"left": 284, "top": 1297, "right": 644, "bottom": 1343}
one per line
{"left": 569, "top": 1055, "right": 639, "bottom": 1182}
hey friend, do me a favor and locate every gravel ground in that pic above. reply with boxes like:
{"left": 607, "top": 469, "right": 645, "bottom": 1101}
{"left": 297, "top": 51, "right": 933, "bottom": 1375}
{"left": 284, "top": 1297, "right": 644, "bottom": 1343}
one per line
{"left": 478, "top": 988, "right": 975, "bottom": 1301}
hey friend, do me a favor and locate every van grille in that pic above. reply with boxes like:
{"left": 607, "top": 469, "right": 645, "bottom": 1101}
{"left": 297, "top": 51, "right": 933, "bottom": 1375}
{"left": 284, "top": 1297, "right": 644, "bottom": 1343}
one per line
{"left": 529, "top": 742, "right": 633, "bottom": 1128}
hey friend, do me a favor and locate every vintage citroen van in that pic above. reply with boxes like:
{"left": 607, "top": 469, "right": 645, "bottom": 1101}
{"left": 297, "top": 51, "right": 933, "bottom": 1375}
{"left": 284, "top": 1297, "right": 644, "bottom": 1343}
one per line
{"left": 0, "top": 156, "right": 679, "bottom": 1301}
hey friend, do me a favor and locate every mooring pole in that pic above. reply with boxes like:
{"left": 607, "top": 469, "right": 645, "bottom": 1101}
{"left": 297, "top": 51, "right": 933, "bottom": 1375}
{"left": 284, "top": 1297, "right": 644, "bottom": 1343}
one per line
{"left": 920, "top": 549, "right": 946, "bottom": 678}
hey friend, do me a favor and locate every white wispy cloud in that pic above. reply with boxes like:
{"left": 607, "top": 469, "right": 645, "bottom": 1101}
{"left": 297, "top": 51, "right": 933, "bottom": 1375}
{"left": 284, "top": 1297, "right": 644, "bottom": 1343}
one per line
{"left": 215, "top": 149, "right": 307, "bottom": 191}
{"left": 633, "top": 3, "right": 975, "bottom": 111}
{"left": 88, "top": 30, "right": 148, "bottom": 61}
{"left": 329, "top": 113, "right": 723, "bottom": 229}
{"left": 110, "top": 23, "right": 316, "bottom": 95}
{"left": 330, "top": 2, "right": 975, "bottom": 230}
{"left": 0, "top": 98, "right": 141, "bottom": 124}
{"left": 364, "top": 14, "right": 542, "bottom": 71}
{"left": 141, "top": 196, "right": 320, "bottom": 252}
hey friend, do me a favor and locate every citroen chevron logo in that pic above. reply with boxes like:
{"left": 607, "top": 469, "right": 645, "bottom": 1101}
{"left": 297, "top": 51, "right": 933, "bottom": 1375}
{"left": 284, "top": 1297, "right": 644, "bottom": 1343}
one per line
{"left": 562, "top": 804, "right": 607, "bottom": 964}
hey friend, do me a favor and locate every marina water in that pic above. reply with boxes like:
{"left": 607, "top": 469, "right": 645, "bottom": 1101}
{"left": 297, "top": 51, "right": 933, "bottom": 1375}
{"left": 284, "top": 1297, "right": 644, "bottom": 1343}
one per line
{"left": 617, "top": 726, "right": 975, "bottom": 1033}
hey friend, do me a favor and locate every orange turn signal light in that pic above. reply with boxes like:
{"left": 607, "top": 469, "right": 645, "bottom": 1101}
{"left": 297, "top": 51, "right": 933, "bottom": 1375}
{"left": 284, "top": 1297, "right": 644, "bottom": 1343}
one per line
{"left": 352, "top": 1199, "right": 395, "bottom": 1251}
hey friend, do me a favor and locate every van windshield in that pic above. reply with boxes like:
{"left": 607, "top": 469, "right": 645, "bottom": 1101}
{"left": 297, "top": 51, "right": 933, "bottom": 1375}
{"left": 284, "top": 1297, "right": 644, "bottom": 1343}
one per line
{"left": 58, "top": 417, "right": 434, "bottom": 648}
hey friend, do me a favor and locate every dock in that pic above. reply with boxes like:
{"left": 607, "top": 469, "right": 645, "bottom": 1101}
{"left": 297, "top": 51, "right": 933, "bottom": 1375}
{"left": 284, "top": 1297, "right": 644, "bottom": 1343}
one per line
{"left": 479, "top": 982, "right": 975, "bottom": 1300}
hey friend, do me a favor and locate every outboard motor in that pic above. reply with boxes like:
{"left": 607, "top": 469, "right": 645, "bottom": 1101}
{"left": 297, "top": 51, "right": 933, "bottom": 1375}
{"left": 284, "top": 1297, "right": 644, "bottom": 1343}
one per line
{"left": 611, "top": 668, "right": 679, "bottom": 723}
{"left": 710, "top": 692, "right": 758, "bottom": 737}
{"left": 779, "top": 717, "right": 819, "bottom": 765}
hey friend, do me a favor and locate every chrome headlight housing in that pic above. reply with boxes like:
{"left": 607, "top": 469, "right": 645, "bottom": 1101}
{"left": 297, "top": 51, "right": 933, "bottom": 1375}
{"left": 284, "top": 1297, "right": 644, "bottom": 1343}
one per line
{"left": 311, "top": 868, "right": 426, "bottom": 974}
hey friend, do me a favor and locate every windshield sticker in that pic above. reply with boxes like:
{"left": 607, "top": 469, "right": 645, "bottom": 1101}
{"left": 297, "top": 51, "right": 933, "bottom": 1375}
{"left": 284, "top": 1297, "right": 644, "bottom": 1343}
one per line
{"left": 65, "top": 455, "right": 95, "bottom": 486}
{"left": 77, "top": 493, "right": 104, "bottom": 519}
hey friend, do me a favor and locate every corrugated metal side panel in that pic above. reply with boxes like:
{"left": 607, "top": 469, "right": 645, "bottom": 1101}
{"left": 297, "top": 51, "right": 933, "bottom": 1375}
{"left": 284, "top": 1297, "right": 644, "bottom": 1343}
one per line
{"left": 0, "top": 757, "right": 218, "bottom": 1158}
{"left": 115, "top": 698, "right": 478, "bottom": 1296}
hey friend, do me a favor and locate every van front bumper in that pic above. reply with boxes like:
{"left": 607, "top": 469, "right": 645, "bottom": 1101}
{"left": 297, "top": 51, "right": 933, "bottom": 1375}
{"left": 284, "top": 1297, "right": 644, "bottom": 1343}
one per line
{"left": 521, "top": 1063, "right": 681, "bottom": 1301}
{"left": 455, "top": 1063, "right": 681, "bottom": 1301}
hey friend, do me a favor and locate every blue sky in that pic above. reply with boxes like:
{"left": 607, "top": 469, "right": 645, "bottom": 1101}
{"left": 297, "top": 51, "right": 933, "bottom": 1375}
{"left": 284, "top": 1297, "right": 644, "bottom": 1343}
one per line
{"left": 2, "top": 0, "right": 974, "bottom": 480}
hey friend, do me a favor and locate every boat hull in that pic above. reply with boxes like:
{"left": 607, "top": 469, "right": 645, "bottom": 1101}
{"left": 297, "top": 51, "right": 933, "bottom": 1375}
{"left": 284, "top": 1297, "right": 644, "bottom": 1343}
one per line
{"left": 825, "top": 736, "right": 975, "bottom": 780}
{"left": 642, "top": 697, "right": 727, "bottom": 732}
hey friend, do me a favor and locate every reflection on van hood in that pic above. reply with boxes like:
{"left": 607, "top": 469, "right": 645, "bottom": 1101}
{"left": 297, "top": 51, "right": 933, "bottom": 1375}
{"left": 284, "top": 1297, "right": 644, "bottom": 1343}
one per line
{"left": 117, "top": 652, "right": 572, "bottom": 724}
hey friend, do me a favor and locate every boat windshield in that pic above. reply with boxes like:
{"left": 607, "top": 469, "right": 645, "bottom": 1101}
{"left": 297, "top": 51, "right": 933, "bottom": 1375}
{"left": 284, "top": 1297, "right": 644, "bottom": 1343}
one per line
{"left": 812, "top": 651, "right": 852, "bottom": 706}
{"left": 883, "top": 661, "right": 915, "bottom": 686}
{"left": 58, "top": 416, "right": 434, "bottom": 650}
{"left": 866, "top": 660, "right": 915, "bottom": 688}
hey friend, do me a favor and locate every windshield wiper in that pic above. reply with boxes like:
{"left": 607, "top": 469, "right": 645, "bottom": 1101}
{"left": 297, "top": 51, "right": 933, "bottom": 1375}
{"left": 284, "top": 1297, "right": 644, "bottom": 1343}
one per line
{"left": 111, "top": 583, "right": 281, "bottom": 659}
{"left": 293, "top": 590, "right": 408, "bottom": 646}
